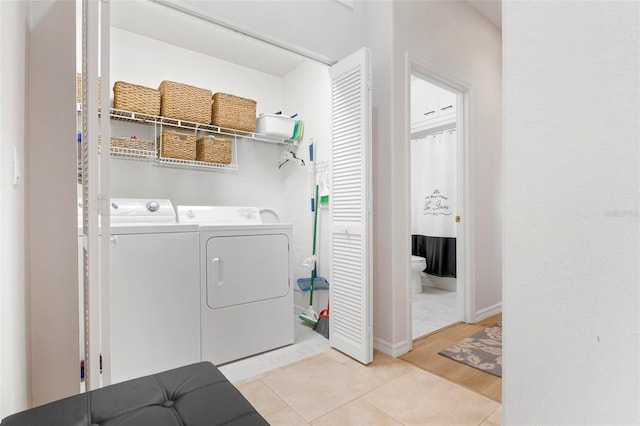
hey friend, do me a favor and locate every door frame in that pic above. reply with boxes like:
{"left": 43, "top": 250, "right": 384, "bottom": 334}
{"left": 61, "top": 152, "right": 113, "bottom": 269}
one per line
{"left": 404, "top": 53, "right": 474, "bottom": 344}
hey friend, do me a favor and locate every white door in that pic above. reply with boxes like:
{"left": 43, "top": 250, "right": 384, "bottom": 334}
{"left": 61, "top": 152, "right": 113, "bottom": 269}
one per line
{"left": 329, "top": 47, "right": 373, "bottom": 364}
{"left": 109, "top": 230, "right": 200, "bottom": 384}
{"left": 202, "top": 230, "right": 294, "bottom": 365}
{"left": 205, "top": 234, "right": 290, "bottom": 308}
{"left": 80, "top": 0, "right": 111, "bottom": 389}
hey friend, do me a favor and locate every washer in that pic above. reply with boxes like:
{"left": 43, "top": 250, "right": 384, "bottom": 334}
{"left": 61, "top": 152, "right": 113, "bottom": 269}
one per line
{"left": 80, "top": 198, "right": 201, "bottom": 384}
{"left": 178, "top": 206, "right": 294, "bottom": 365}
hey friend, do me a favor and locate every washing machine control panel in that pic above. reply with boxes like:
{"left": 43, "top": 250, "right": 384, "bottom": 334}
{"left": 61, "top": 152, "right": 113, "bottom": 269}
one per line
{"left": 177, "top": 206, "right": 263, "bottom": 225}
{"left": 110, "top": 198, "right": 176, "bottom": 223}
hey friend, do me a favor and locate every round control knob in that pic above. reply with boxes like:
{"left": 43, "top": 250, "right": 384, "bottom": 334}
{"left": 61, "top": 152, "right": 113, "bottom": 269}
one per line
{"left": 146, "top": 201, "right": 160, "bottom": 212}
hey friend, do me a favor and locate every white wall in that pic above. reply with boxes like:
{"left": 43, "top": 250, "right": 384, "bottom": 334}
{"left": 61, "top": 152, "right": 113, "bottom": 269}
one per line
{"left": 0, "top": 0, "right": 29, "bottom": 418}
{"left": 281, "top": 61, "right": 332, "bottom": 289}
{"left": 110, "top": 27, "right": 288, "bottom": 215}
{"left": 109, "top": 26, "right": 330, "bottom": 286}
{"left": 388, "top": 0, "right": 502, "bottom": 349}
{"left": 361, "top": 0, "right": 397, "bottom": 353}
{"left": 503, "top": 1, "right": 640, "bottom": 423}
{"left": 156, "top": 0, "right": 503, "bottom": 354}
{"left": 28, "top": 0, "right": 79, "bottom": 408}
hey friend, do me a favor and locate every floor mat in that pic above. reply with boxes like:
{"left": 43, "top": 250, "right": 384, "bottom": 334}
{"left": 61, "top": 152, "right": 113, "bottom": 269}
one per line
{"left": 438, "top": 322, "right": 502, "bottom": 377}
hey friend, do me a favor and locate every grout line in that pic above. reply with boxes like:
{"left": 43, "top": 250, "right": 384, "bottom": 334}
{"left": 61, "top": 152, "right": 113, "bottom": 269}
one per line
{"left": 478, "top": 404, "right": 502, "bottom": 426}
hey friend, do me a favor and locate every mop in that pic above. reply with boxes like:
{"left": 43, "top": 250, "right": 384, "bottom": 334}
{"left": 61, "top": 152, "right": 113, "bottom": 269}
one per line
{"left": 299, "top": 184, "right": 321, "bottom": 326}
{"left": 296, "top": 178, "right": 328, "bottom": 293}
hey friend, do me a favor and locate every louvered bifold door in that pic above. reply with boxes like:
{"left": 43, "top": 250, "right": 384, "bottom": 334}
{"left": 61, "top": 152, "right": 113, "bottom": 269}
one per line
{"left": 329, "top": 48, "right": 373, "bottom": 364}
{"left": 81, "top": 0, "right": 111, "bottom": 389}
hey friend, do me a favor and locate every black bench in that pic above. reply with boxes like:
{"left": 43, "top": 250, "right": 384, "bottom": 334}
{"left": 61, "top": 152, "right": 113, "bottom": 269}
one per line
{"left": 1, "top": 362, "right": 268, "bottom": 426}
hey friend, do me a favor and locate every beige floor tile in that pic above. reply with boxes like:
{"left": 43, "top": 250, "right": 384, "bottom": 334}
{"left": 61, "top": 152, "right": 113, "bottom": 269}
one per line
{"left": 311, "top": 399, "right": 403, "bottom": 426}
{"left": 363, "top": 369, "right": 499, "bottom": 426}
{"left": 261, "top": 353, "right": 380, "bottom": 422}
{"left": 340, "top": 350, "right": 417, "bottom": 386}
{"left": 261, "top": 354, "right": 348, "bottom": 394}
{"left": 264, "top": 406, "right": 310, "bottom": 426}
{"left": 482, "top": 406, "right": 502, "bottom": 426}
{"left": 323, "top": 348, "right": 353, "bottom": 363}
{"left": 278, "top": 352, "right": 327, "bottom": 371}
{"left": 237, "top": 379, "right": 288, "bottom": 417}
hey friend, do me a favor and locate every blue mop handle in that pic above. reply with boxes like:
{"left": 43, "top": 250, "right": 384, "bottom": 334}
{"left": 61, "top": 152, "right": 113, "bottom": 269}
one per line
{"left": 309, "top": 142, "right": 315, "bottom": 212}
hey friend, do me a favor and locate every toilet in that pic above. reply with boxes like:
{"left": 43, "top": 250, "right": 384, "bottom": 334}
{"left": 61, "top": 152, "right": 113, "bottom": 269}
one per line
{"left": 411, "top": 255, "right": 427, "bottom": 293}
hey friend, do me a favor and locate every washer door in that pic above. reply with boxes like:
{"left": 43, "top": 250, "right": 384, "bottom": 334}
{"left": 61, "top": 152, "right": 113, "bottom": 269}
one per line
{"left": 110, "top": 231, "right": 200, "bottom": 384}
{"left": 206, "top": 233, "right": 290, "bottom": 309}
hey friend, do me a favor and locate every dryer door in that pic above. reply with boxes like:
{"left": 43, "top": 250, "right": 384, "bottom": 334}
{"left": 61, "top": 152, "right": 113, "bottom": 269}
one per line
{"left": 206, "top": 234, "right": 290, "bottom": 309}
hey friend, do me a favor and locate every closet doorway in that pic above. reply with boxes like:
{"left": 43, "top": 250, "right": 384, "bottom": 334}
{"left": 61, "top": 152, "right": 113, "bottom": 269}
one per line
{"left": 407, "top": 62, "right": 471, "bottom": 341}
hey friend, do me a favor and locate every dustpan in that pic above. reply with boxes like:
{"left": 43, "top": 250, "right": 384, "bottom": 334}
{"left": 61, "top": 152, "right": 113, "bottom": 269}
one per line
{"left": 313, "top": 304, "right": 329, "bottom": 339}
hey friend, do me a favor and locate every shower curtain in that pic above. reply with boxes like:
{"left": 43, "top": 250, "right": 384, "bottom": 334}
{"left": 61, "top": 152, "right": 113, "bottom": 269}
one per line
{"left": 411, "top": 129, "right": 457, "bottom": 277}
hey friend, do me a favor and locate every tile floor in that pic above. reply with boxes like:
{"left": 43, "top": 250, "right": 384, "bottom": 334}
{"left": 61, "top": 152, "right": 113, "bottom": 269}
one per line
{"left": 219, "top": 315, "right": 502, "bottom": 425}
{"left": 220, "top": 279, "right": 458, "bottom": 381}
{"left": 412, "top": 286, "right": 458, "bottom": 339}
{"left": 236, "top": 350, "right": 502, "bottom": 425}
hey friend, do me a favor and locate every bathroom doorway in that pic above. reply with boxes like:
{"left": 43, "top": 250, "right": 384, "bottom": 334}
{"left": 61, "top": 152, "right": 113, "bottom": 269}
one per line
{"left": 407, "top": 62, "right": 470, "bottom": 341}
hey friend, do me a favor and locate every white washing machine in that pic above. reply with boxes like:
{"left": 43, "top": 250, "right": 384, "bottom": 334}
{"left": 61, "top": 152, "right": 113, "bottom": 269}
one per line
{"left": 177, "top": 206, "right": 294, "bottom": 365}
{"left": 79, "top": 198, "right": 201, "bottom": 384}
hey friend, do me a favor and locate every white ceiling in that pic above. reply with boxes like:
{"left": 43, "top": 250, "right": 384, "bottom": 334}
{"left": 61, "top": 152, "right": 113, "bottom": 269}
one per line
{"left": 110, "top": 0, "right": 501, "bottom": 79}
{"left": 110, "top": 0, "right": 307, "bottom": 77}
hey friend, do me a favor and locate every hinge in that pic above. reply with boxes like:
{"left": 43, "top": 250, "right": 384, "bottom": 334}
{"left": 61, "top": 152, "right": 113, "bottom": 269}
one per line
{"left": 96, "top": 195, "right": 109, "bottom": 215}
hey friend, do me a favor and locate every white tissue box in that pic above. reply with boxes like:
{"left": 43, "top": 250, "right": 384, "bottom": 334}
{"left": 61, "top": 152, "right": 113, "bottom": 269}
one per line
{"left": 255, "top": 114, "right": 296, "bottom": 139}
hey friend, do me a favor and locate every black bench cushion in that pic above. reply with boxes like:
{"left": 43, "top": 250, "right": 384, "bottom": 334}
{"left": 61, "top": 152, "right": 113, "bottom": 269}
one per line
{"left": 1, "top": 362, "right": 268, "bottom": 426}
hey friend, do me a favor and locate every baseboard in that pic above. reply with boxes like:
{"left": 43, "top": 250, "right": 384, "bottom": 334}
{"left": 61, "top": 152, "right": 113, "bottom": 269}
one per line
{"left": 374, "top": 336, "right": 412, "bottom": 358}
{"left": 475, "top": 302, "right": 502, "bottom": 322}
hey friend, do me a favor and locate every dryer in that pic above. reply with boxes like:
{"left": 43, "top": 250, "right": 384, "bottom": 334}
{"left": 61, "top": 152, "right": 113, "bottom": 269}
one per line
{"left": 178, "top": 206, "right": 294, "bottom": 365}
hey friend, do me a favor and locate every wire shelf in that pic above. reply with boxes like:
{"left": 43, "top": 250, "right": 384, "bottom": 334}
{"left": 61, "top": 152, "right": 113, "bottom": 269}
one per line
{"left": 156, "top": 156, "right": 239, "bottom": 171}
{"left": 109, "top": 108, "right": 295, "bottom": 146}
{"left": 80, "top": 107, "right": 296, "bottom": 170}
{"left": 110, "top": 146, "right": 157, "bottom": 160}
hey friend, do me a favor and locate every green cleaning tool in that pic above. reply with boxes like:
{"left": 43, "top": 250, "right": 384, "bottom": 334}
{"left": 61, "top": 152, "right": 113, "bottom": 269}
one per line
{"left": 299, "top": 184, "right": 321, "bottom": 326}
{"left": 319, "top": 171, "right": 330, "bottom": 206}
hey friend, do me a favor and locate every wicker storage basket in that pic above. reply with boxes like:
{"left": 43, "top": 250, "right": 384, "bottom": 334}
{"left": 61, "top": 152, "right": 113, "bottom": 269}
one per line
{"left": 211, "top": 93, "right": 257, "bottom": 132}
{"left": 76, "top": 73, "right": 102, "bottom": 104}
{"left": 113, "top": 81, "right": 161, "bottom": 115}
{"left": 159, "top": 81, "right": 212, "bottom": 124}
{"left": 158, "top": 129, "right": 196, "bottom": 160}
{"left": 196, "top": 136, "right": 232, "bottom": 164}
{"left": 110, "top": 136, "right": 154, "bottom": 152}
